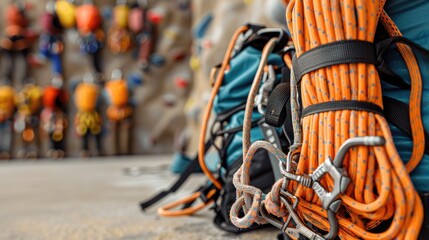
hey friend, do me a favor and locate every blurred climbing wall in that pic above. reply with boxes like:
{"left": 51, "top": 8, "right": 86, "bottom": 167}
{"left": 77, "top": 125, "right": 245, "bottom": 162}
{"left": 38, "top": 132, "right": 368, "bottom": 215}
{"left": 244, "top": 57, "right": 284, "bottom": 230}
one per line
{"left": 0, "top": 0, "right": 192, "bottom": 157}
{"left": 0, "top": 0, "right": 287, "bottom": 158}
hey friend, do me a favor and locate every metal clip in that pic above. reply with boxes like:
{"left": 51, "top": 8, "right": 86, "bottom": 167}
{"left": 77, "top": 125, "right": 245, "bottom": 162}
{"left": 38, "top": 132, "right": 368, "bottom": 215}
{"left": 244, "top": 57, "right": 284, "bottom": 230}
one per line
{"left": 280, "top": 191, "right": 326, "bottom": 240}
{"left": 232, "top": 29, "right": 253, "bottom": 57}
{"left": 311, "top": 136, "right": 385, "bottom": 212}
{"left": 277, "top": 136, "right": 385, "bottom": 239}
{"left": 256, "top": 28, "right": 285, "bottom": 46}
{"left": 259, "top": 190, "right": 299, "bottom": 230}
{"left": 260, "top": 189, "right": 325, "bottom": 240}
{"left": 279, "top": 148, "right": 301, "bottom": 189}
{"left": 311, "top": 157, "right": 350, "bottom": 212}
{"left": 255, "top": 65, "right": 277, "bottom": 115}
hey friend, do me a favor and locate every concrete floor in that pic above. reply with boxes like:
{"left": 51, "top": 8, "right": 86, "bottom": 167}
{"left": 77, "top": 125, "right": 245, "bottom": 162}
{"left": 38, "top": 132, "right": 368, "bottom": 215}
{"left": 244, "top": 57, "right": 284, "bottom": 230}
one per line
{"left": 0, "top": 156, "right": 278, "bottom": 240}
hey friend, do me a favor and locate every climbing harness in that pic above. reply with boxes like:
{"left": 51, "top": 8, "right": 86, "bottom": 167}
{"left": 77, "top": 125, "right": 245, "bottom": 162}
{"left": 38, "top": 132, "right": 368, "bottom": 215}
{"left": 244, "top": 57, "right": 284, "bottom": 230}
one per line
{"left": 76, "top": 1, "right": 104, "bottom": 73}
{"left": 14, "top": 82, "right": 43, "bottom": 158}
{"left": 41, "top": 76, "right": 68, "bottom": 157}
{"left": 0, "top": 1, "right": 37, "bottom": 85}
{"left": 105, "top": 70, "right": 132, "bottom": 122}
{"left": 0, "top": 85, "right": 16, "bottom": 158}
{"left": 128, "top": 0, "right": 154, "bottom": 71}
{"left": 140, "top": 24, "right": 289, "bottom": 233}
{"left": 104, "top": 70, "right": 134, "bottom": 155}
{"left": 107, "top": 0, "right": 132, "bottom": 54}
{"left": 39, "top": 1, "right": 64, "bottom": 75}
{"left": 73, "top": 73, "right": 103, "bottom": 155}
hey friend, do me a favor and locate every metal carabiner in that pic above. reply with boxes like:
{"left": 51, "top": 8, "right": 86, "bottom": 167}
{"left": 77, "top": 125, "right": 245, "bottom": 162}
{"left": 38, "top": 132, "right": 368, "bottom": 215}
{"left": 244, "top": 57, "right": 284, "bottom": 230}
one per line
{"left": 280, "top": 193, "right": 326, "bottom": 240}
{"left": 279, "top": 148, "right": 304, "bottom": 189}
{"left": 232, "top": 29, "right": 254, "bottom": 57}
{"left": 311, "top": 136, "right": 386, "bottom": 211}
{"left": 276, "top": 137, "right": 385, "bottom": 239}
{"left": 256, "top": 65, "right": 277, "bottom": 114}
{"left": 259, "top": 190, "right": 300, "bottom": 232}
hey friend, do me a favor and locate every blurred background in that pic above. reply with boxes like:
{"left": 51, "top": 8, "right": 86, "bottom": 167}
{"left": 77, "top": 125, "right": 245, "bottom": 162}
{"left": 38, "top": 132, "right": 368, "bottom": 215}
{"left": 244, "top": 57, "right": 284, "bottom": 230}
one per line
{"left": 0, "top": 0, "right": 286, "bottom": 159}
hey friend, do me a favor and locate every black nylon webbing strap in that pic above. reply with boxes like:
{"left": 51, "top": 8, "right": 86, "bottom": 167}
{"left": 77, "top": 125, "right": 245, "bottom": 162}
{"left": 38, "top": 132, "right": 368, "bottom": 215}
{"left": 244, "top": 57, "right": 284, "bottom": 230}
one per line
{"left": 301, "top": 100, "right": 384, "bottom": 118}
{"left": 265, "top": 82, "right": 290, "bottom": 127}
{"left": 293, "top": 40, "right": 377, "bottom": 81}
{"left": 376, "top": 36, "right": 429, "bottom": 63}
{"left": 140, "top": 139, "right": 213, "bottom": 211}
{"left": 216, "top": 103, "right": 247, "bottom": 123}
{"left": 383, "top": 96, "right": 429, "bottom": 154}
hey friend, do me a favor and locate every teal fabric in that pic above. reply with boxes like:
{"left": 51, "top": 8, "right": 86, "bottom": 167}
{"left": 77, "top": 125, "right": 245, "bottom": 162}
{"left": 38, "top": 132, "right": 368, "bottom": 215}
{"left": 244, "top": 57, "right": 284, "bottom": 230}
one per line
{"left": 383, "top": 0, "right": 429, "bottom": 191}
{"left": 213, "top": 46, "right": 284, "bottom": 167}
{"left": 214, "top": 47, "right": 284, "bottom": 114}
{"left": 170, "top": 153, "right": 201, "bottom": 174}
{"left": 170, "top": 152, "right": 219, "bottom": 174}
{"left": 224, "top": 110, "right": 265, "bottom": 167}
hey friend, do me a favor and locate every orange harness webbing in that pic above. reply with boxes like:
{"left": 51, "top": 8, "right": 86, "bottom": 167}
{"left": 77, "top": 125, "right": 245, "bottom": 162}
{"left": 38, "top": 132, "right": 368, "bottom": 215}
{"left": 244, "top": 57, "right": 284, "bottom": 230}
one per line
{"left": 155, "top": 26, "right": 250, "bottom": 217}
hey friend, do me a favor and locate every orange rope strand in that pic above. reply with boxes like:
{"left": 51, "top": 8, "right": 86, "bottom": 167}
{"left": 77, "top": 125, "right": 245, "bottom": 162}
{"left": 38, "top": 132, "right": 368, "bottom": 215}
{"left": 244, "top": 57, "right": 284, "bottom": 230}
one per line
{"left": 284, "top": 0, "right": 424, "bottom": 238}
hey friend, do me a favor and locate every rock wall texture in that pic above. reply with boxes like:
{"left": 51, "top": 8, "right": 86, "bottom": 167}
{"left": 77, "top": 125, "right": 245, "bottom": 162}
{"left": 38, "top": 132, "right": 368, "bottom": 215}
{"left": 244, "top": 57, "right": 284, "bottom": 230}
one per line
{"left": 0, "top": 0, "right": 192, "bottom": 157}
{"left": 0, "top": 0, "right": 286, "bottom": 158}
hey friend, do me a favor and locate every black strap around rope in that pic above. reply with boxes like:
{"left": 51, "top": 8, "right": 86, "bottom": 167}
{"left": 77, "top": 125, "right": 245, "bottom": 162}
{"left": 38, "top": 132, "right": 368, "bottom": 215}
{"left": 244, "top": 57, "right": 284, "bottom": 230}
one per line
{"left": 302, "top": 100, "right": 384, "bottom": 118}
{"left": 292, "top": 37, "right": 429, "bottom": 89}
{"left": 302, "top": 98, "right": 429, "bottom": 154}
{"left": 293, "top": 40, "right": 377, "bottom": 82}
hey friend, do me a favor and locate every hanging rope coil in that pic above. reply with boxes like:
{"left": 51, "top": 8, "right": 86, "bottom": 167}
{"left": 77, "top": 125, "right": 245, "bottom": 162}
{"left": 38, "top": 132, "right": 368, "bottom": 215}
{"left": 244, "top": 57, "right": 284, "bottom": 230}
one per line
{"left": 231, "top": 0, "right": 426, "bottom": 239}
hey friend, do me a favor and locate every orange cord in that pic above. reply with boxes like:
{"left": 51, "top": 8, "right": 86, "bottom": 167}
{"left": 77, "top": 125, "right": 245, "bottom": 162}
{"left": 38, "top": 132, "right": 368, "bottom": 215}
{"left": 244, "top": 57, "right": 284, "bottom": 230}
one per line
{"left": 155, "top": 26, "right": 250, "bottom": 217}
{"left": 198, "top": 26, "right": 249, "bottom": 190}
{"left": 157, "top": 189, "right": 217, "bottom": 217}
{"left": 283, "top": 0, "right": 424, "bottom": 239}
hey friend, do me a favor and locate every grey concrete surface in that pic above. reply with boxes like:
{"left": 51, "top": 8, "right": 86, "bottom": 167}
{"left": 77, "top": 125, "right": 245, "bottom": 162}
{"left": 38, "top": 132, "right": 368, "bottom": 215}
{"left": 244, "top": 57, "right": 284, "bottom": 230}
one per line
{"left": 0, "top": 156, "right": 277, "bottom": 240}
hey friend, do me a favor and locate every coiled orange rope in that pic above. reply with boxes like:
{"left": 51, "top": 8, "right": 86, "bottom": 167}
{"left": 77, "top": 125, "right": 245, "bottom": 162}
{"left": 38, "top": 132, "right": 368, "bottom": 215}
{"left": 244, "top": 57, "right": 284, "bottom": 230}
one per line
{"left": 231, "top": 0, "right": 426, "bottom": 239}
